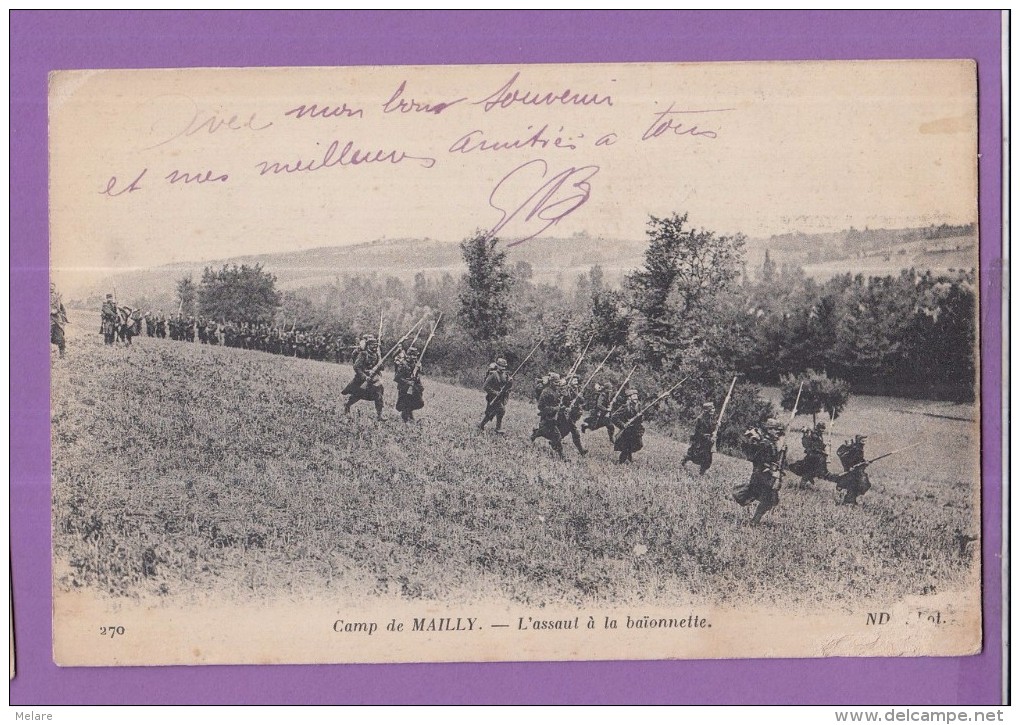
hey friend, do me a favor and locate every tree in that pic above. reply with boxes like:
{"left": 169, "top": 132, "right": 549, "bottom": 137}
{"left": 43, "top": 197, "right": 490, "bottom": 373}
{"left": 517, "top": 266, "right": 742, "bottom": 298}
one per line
{"left": 176, "top": 275, "right": 196, "bottom": 316}
{"left": 197, "top": 263, "right": 281, "bottom": 324}
{"left": 779, "top": 369, "right": 851, "bottom": 424}
{"left": 458, "top": 231, "right": 513, "bottom": 342}
{"left": 626, "top": 213, "right": 745, "bottom": 368}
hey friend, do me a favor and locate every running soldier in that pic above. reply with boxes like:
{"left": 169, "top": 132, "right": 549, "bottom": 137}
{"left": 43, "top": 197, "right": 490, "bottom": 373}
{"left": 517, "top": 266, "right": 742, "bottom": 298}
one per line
{"left": 479, "top": 358, "right": 512, "bottom": 432}
{"left": 611, "top": 389, "right": 645, "bottom": 465}
{"left": 342, "top": 335, "right": 385, "bottom": 419}
{"left": 580, "top": 382, "right": 616, "bottom": 442}
{"left": 530, "top": 374, "right": 565, "bottom": 458}
{"left": 835, "top": 434, "right": 871, "bottom": 505}
{"left": 682, "top": 401, "right": 716, "bottom": 475}
{"left": 100, "top": 294, "right": 118, "bottom": 345}
{"left": 557, "top": 375, "right": 587, "bottom": 456}
{"left": 50, "top": 283, "right": 68, "bottom": 358}
{"left": 733, "top": 419, "right": 785, "bottom": 524}
{"left": 394, "top": 347, "right": 424, "bottom": 423}
{"left": 788, "top": 422, "right": 829, "bottom": 488}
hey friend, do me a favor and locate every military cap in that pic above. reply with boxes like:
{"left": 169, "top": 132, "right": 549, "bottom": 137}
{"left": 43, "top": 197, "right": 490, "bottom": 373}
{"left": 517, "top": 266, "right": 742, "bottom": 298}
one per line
{"left": 765, "top": 418, "right": 784, "bottom": 430}
{"left": 593, "top": 382, "right": 604, "bottom": 391}
{"left": 496, "top": 357, "right": 508, "bottom": 368}
{"left": 702, "top": 401, "right": 715, "bottom": 410}
{"left": 815, "top": 421, "right": 827, "bottom": 431}
{"left": 626, "top": 389, "right": 639, "bottom": 397}
{"left": 106, "top": 293, "right": 114, "bottom": 299}
{"left": 406, "top": 347, "right": 420, "bottom": 356}
{"left": 548, "top": 372, "right": 561, "bottom": 382}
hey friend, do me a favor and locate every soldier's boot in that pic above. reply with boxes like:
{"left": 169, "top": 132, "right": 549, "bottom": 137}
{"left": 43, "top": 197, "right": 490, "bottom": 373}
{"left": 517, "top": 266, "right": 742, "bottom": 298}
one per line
{"left": 529, "top": 429, "right": 540, "bottom": 443}
{"left": 494, "top": 414, "right": 504, "bottom": 433}
{"left": 699, "top": 462, "right": 710, "bottom": 476}
{"left": 401, "top": 411, "right": 412, "bottom": 423}
{"left": 374, "top": 398, "right": 385, "bottom": 420}
{"left": 580, "top": 422, "right": 588, "bottom": 433}
{"left": 751, "top": 499, "right": 775, "bottom": 525}
{"left": 607, "top": 426, "right": 616, "bottom": 443}
{"left": 343, "top": 398, "right": 353, "bottom": 414}
{"left": 571, "top": 431, "right": 587, "bottom": 456}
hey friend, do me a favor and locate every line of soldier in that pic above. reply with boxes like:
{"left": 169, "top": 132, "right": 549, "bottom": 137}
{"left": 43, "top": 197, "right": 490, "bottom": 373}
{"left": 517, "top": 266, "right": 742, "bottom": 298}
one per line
{"left": 97, "top": 294, "right": 881, "bottom": 526}
{"left": 479, "top": 355, "right": 876, "bottom": 525}
{"left": 112, "top": 306, "right": 357, "bottom": 362}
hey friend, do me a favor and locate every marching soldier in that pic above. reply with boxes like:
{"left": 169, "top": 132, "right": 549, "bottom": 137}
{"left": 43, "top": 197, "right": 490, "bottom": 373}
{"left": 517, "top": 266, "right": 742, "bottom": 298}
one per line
{"left": 789, "top": 422, "right": 829, "bottom": 488}
{"left": 580, "top": 382, "right": 616, "bottom": 442}
{"left": 682, "top": 401, "right": 716, "bottom": 475}
{"left": 611, "top": 389, "right": 645, "bottom": 465}
{"left": 342, "top": 335, "right": 385, "bottom": 419}
{"left": 479, "top": 358, "right": 512, "bottom": 432}
{"left": 733, "top": 419, "right": 785, "bottom": 524}
{"left": 530, "top": 374, "right": 565, "bottom": 458}
{"left": 835, "top": 434, "right": 871, "bottom": 505}
{"left": 50, "top": 283, "right": 68, "bottom": 358}
{"left": 394, "top": 347, "right": 424, "bottom": 423}
{"left": 101, "top": 294, "right": 118, "bottom": 345}
{"left": 557, "top": 375, "right": 587, "bottom": 456}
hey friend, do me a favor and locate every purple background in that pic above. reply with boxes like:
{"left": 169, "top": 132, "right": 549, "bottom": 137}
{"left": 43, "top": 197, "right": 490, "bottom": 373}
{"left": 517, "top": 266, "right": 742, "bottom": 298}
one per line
{"left": 11, "top": 10, "right": 1003, "bottom": 705}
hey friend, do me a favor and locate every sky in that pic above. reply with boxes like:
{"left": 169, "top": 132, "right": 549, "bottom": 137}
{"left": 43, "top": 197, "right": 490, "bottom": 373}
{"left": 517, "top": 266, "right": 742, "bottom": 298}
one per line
{"left": 49, "top": 60, "right": 977, "bottom": 294}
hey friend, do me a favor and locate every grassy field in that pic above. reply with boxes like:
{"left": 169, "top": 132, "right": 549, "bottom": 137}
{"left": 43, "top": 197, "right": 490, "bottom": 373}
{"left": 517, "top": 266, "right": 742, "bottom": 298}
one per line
{"left": 51, "top": 325, "right": 979, "bottom": 608}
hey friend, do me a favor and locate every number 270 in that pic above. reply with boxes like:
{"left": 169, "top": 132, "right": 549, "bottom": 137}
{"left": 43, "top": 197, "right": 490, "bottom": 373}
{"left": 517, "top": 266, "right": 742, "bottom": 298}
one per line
{"left": 99, "top": 626, "right": 125, "bottom": 638}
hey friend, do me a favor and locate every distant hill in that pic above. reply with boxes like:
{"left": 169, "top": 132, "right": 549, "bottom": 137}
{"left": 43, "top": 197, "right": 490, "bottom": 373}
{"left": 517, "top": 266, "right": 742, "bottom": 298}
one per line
{"left": 69, "top": 224, "right": 977, "bottom": 308}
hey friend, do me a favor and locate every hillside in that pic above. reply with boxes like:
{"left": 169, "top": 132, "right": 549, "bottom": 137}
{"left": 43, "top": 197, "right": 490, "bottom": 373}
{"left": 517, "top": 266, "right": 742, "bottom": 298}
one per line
{"left": 51, "top": 325, "right": 977, "bottom": 607}
{"left": 67, "top": 224, "right": 978, "bottom": 308}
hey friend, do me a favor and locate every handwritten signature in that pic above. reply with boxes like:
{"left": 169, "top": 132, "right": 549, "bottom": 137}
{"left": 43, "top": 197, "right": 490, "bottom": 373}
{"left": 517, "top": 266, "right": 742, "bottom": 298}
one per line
{"left": 143, "top": 94, "right": 272, "bottom": 150}
{"left": 641, "top": 103, "right": 733, "bottom": 141}
{"left": 488, "top": 159, "right": 599, "bottom": 246}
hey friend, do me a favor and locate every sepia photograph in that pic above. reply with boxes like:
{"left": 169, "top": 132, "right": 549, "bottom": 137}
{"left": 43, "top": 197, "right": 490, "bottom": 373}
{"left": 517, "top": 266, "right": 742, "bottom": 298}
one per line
{"left": 47, "top": 60, "right": 981, "bottom": 666}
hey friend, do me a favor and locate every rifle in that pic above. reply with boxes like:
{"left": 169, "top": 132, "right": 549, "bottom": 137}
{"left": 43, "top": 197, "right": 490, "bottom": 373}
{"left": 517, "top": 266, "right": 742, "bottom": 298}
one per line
{"left": 408, "top": 321, "right": 425, "bottom": 352}
{"left": 377, "top": 311, "right": 385, "bottom": 354}
{"left": 606, "top": 365, "right": 638, "bottom": 416}
{"left": 484, "top": 339, "right": 543, "bottom": 416}
{"left": 620, "top": 376, "right": 690, "bottom": 430}
{"left": 566, "top": 333, "right": 595, "bottom": 379}
{"left": 711, "top": 375, "right": 739, "bottom": 452}
{"left": 831, "top": 442, "right": 924, "bottom": 479}
{"left": 569, "top": 346, "right": 617, "bottom": 410}
{"left": 366, "top": 314, "right": 428, "bottom": 379}
{"left": 776, "top": 381, "right": 804, "bottom": 483}
{"left": 411, "top": 314, "right": 442, "bottom": 378}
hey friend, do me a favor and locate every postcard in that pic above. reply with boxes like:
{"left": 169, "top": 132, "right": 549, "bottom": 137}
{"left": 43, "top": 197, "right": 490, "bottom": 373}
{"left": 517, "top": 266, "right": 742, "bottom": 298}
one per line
{"left": 48, "top": 60, "right": 980, "bottom": 665}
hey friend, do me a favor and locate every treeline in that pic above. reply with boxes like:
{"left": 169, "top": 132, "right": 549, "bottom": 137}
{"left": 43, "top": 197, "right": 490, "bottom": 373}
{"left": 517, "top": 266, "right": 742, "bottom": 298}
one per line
{"left": 160, "top": 214, "right": 976, "bottom": 454}
{"left": 736, "top": 265, "right": 976, "bottom": 401}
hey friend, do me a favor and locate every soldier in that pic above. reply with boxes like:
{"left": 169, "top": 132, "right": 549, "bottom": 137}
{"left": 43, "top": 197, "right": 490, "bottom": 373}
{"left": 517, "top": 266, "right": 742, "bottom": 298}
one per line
{"left": 342, "top": 335, "right": 385, "bottom": 419}
{"left": 394, "top": 347, "right": 425, "bottom": 423}
{"left": 530, "top": 374, "right": 565, "bottom": 458}
{"left": 100, "top": 294, "right": 118, "bottom": 345}
{"left": 184, "top": 315, "right": 196, "bottom": 342}
{"left": 611, "top": 389, "right": 645, "bottom": 464}
{"left": 557, "top": 375, "right": 587, "bottom": 456}
{"left": 116, "top": 305, "right": 136, "bottom": 345}
{"left": 733, "top": 419, "right": 785, "bottom": 524}
{"left": 835, "top": 434, "right": 871, "bottom": 505}
{"left": 197, "top": 317, "right": 208, "bottom": 344}
{"left": 50, "top": 283, "right": 68, "bottom": 358}
{"left": 206, "top": 319, "right": 220, "bottom": 346}
{"left": 580, "top": 382, "right": 616, "bottom": 442}
{"left": 479, "top": 358, "right": 512, "bottom": 432}
{"left": 789, "top": 422, "right": 829, "bottom": 488}
{"left": 682, "top": 402, "right": 716, "bottom": 475}
{"left": 155, "top": 311, "right": 167, "bottom": 339}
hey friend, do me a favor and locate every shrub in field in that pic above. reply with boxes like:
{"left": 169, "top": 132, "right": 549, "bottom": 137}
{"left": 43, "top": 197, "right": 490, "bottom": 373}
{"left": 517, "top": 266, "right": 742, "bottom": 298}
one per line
{"left": 780, "top": 369, "right": 851, "bottom": 424}
{"left": 458, "top": 231, "right": 513, "bottom": 342}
